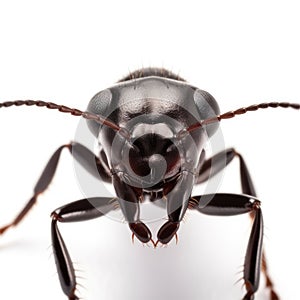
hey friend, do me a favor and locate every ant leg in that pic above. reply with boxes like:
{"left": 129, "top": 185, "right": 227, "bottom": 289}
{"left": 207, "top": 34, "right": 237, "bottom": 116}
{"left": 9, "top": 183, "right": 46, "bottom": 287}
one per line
{"left": 191, "top": 193, "right": 263, "bottom": 300}
{"left": 112, "top": 175, "right": 153, "bottom": 244}
{"left": 197, "top": 148, "right": 255, "bottom": 195}
{"left": 157, "top": 171, "right": 195, "bottom": 244}
{"left": 0, "top": 142, "right": 111, "bottom": 235}
{"left": 197, "top": 148, "right": 236, "bottom": 184}
{"left": 51, "top": 197, "right": 117, "bottom": 300}
{"left": 197, "top": 148, "right": 278, "bottom": 299}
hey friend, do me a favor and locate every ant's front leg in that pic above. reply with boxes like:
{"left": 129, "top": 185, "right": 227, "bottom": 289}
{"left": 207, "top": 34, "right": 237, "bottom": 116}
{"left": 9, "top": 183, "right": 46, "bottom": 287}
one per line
{"left": 191, "top": 193, "right": 263, "bottom": 300}
{"left": 157, "top": 171, "right": 195, "bottom": 245}
{"left": 0, "top": 142, "right": 111, "bottom": 235}
{"left": 112, "top": 174, "right": 154, "bottom": 245}
{"left": 197, "top": 148, "right": 278, "bottom": 299}
{"left": 51, "top": 197, "right": 117, "bottom": 300}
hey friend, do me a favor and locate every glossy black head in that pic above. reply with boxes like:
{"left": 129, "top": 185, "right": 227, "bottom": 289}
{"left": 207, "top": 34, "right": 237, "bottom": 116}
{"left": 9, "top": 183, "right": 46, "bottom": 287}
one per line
{"left": 86, "top": 68, "right": 220, "bottom": 186}
{"left": 87, "top": 68, "right": 220, "bottom": 136}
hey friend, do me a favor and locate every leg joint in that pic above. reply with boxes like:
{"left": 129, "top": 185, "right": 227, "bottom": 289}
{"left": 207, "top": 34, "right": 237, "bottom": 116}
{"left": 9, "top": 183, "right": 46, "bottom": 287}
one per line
{"left": 50, "top": 211, "right": 63, "bottom": 222}
{"left": 250, "top": 199, "right": 261, "bottom": 210}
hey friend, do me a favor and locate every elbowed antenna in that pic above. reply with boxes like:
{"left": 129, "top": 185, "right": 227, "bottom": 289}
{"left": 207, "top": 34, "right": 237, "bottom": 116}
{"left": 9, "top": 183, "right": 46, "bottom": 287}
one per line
{"left": 186, "top": 101, "right": 300, "bottom": 133}
{"left": 0, "top": 100, "right": 121, "bottom": 132}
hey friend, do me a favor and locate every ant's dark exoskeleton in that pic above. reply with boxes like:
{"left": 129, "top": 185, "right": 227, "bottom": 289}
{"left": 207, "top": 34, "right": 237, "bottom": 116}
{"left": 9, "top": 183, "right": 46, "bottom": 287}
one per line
{"left": 0, "top": 68, "right": 299, "bottom": 300}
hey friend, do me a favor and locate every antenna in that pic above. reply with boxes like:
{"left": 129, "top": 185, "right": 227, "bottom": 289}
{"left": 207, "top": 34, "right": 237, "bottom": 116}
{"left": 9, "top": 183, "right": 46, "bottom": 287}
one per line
{"left": 0, "top": 100, "right": 121, "bottom": 132}
{"left": 187, "top": 101, "right": 300, "bottom": 133}
{"left": 1, "top": 100, "right": 299, "bottom": 138}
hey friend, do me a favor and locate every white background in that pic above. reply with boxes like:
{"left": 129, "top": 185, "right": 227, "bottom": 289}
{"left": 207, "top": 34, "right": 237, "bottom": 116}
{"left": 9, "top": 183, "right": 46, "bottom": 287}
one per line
{"left": 0, "top": 1, "right": 299, "bottom": 300}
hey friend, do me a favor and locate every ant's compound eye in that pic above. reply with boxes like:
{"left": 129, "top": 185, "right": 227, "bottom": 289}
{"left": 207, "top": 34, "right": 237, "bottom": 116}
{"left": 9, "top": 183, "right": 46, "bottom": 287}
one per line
{"left": 86, "top": 89, "right": 112, "bottom": 136}
{"left": 193, "top": 89, "right": 220, "bottom": 137}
